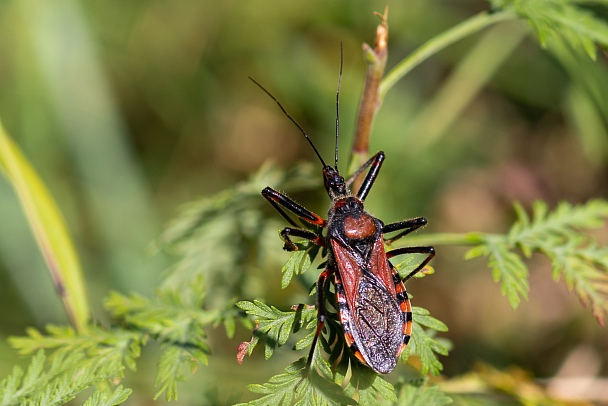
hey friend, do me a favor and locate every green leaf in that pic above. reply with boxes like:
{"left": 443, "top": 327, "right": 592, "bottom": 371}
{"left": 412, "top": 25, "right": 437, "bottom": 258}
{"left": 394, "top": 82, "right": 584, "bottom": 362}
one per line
{"left": 396, "top": 380, "right": 452, "bottom": 406}
{"left": 404, "top": 308, "right": 450, "bottom": 376}
{"left": 511, "top": 200, "right": 608, "bottom": 324}
{"left": 413, "top": 307, "right": 449, "bottom": 333}
{"left": 105, "top": 285, "right": 215, "bottom": 400}
{"left": 490, "top": 0, "right": 608, "bottom": 60}
{"left": 544, "top": 238, "right": 608, "bottom": 326}
{"left": 510, "top": 200, "right": 608, "bottom": 246}
{"left": 466, "top": 236, "right": 529, "bottom": 308}
{"left": 0, "top": 350, "right": 45, "bottom": 405}
{"left": 0, "top": 348, "right": 131, "bottom": 406}
{"left": 466, "top": 199, "right": 608, "bottom": 323}
{"left": 9, "top": 325, "right": 142, "bottom": 376}
{"left": 158, "top": 162, "right": 320, "bottom": 293}
{"left": 82, "top": 385, "right": 132, "bottom": 406}
{"left": 105, "top": 283, "right": 213, "bottom": 351}
{"left": 10, "top": 283, "right": 214, "bottom": 403}
{"left": 236, "top": 300, "right": 316, "bottom": 359}
{"left": 281, "top": 242, "right": 320, "bottom": 288}
{"left": 236, "top": 358, "right": 352, "bottom": 406}
{"left": 393, "top": 255, "right": 434, "bottom": 279}
{"left": 343, "top": 368, "right": 397, "bottom": 406}
{"left": 0, "top": 121, "right": 88, "bottom": 331}
{"left": 154, "top": 345, "right": 192, "bottom": 401}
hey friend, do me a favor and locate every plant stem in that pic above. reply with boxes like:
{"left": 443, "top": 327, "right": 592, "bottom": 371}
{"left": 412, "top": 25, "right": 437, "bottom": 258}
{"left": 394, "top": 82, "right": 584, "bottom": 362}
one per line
{"left": 392, "top": 232, "right": 490, "bottom": 247}
{"left": 406, "top": 20, "right": 529, "bottom": 153}
{"left": 379, "top": 10, "right": 516, "bottom": 99}
{"left": 349, "top": 7, "right": 389, "bottom": 186}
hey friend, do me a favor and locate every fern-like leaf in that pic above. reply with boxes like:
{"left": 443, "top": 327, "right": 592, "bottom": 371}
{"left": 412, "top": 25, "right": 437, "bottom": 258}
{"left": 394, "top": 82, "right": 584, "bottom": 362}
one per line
{"left": 467, "top": 200, "right": 608, "bottom": 324}
{"left": 235, "top": 358, "right": 352, "bottom": 406}
{"left": 105, "top": 281, "right": 215, "bottom": 400}
{"left": 402, "top": 307, "right": 450, "bottom": 376}
{"left": 0, "top": 349, "right": 45, "bottom": 405}
{"left": 466, "top": 236, "right": 529, "bottom": 308}
{"left": 395, "top": 379, "right": 453, "bottom": 406}
{"left": 490, "top": 0, "right": 608, "bottom": 60}
{"left": 281, "top": 242, "right": 321, "bottom": 288}
{"left": 82, "top": 385, "right": 132, "bottom": 406}
{"left": 0, "top": 349, "right": 131, "bottom": 406}
{"left": 341, "top": 365, "right": 398, "bottom": 406}
{"left": 154, "top": 345, "right": 195, "bottom": 401}
{"left": 236, "top": 300, "right": 317, "bottom": 360}
{"left": 544, "top": 238, "right": 608, "bottom": 325}
{"left": 157, "top": 162, "right": 320, "bottom": 295}
{"left": 9, "top": 324, "right": 142, "bottom": 377}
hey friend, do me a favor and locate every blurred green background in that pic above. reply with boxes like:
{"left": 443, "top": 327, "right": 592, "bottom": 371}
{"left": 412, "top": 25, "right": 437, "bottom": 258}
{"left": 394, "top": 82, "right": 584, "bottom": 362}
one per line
{"left": 0, "top": 0, "right": 607, "bottom": 404}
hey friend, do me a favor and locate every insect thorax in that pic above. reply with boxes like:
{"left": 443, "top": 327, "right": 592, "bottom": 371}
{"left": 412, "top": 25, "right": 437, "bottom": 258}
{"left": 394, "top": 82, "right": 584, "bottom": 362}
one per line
{"left": 327, "top": 196, "right": 383, "bottom": 263}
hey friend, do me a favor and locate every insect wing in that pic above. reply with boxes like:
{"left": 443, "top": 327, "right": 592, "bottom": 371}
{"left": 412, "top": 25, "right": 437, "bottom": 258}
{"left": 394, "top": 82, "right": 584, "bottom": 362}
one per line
{"left": 331, "top": 238, "right": 406, "bottom": 374}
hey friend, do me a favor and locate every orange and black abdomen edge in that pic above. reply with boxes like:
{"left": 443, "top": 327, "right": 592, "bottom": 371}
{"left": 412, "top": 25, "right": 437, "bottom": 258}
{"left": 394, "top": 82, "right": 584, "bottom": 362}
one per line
{"left": 332, "top": 240, "right": 412, "bottom": 374}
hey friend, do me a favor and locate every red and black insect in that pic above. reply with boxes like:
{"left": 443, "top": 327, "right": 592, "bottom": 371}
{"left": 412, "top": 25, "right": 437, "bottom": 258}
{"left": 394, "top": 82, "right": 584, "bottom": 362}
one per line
{"left": 251, "top": 59, "right": 435, "bottom": 375}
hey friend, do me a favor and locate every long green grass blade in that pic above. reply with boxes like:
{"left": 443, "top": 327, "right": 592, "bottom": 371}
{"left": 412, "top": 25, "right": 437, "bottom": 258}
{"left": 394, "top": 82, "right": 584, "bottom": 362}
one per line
{"left": 0, "top": 120, "right": 89, "bottom": 331}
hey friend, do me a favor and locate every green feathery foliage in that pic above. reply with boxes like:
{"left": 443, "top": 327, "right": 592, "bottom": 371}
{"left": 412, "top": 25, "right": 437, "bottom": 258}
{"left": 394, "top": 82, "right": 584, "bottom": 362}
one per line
{"left": 0, "top": 164, "right": 317, "bottom": 404}
{"left": 466, "top": 200, "right": 608, "bottom": 323}
{"left": 157, "top": 162, "right": 321, "bottom": 301}
{"left": 235, "top": 358, "right": 353, "bottom": 406}
{"left": 394, "top": 378, "right": 453, "bottom": 406}
{"left": 81, "top": 386, "right": 132, "bottom": 406}
{"left": 105, "top": 281, "right": 215, "bottom": 400}
{"left": 4, "top": 276, "right": 235, "bottom": 402}
{"left": 490, "top": 0, "right": 608, "bottom": 59}
{"left": 403, "top": 308, "right": 450, "bottom": 377}
{"left": 236, "top": 300, "right": 317, "bottom": 360}
{"left": 281, "top": 241, "right": 321, "bottom": 289}
{"left": 0, "top": 349, "right": 131, "bottom": 406}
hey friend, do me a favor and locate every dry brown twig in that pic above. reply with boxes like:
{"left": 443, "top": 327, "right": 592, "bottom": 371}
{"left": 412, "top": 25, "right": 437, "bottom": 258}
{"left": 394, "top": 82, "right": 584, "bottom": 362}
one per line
{"left": 349, "top": 7, "right": 389, "bottom": 189}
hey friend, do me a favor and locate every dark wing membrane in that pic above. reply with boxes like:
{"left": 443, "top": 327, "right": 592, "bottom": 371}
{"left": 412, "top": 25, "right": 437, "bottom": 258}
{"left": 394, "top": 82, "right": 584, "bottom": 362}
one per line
{"left": 331, "top": 239, "right": 405, "bottom": 374}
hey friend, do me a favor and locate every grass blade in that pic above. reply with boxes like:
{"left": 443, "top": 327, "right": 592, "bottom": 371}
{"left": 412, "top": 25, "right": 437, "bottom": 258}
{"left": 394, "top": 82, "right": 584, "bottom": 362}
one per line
{"left": 0, "top": 121, "right": 89, "bottom": 331}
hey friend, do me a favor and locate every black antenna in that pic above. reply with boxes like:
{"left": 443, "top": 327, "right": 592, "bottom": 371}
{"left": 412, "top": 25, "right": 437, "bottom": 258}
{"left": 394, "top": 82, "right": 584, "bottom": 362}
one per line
{"left": 335, "top": 43, "right": 343, "bottom": 170}
{"left": 249, "top": 76, "right": 327, "bottom": 168}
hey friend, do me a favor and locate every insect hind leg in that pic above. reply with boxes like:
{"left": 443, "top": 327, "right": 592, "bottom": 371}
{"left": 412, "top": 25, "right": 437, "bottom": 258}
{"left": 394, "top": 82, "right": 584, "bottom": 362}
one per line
{"left": 302, "top": 268, "right": 332, "bottom": 377}
{"left": 387, "top": 246, "right": 435, "bottom": 282}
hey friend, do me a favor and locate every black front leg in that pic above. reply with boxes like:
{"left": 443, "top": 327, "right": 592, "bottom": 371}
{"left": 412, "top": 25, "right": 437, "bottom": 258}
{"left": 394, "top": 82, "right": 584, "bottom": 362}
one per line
{"left": 280, "top": 227, "right": 325, "bottom": 251}
{"left": 345, "top": 151, "right": 385, "bottom": 202}
{"left": 382, "top": 217, "right": 428, "bottom": 245}
{"left": 262, "top": 187, "right": 327, "bottom": 227}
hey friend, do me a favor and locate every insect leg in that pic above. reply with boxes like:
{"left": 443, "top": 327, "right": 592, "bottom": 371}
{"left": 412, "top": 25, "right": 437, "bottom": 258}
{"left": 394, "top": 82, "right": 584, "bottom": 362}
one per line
{"left": 382, "top": 217, "right": 428, "bottom": 245}
{"left": 344, "top": 151, "right": 385, "bottom": 201}
{"left": 262, "top": 187, "right": 327, "bottom": 227}
{"left": 304, "top": 268, "right": 332, "bottom": 375}
{"left": 386, "top": 246, "right": 435, "bottom": 282}
{"left": 280, "top": 227, "right": 325, "bottom": 251}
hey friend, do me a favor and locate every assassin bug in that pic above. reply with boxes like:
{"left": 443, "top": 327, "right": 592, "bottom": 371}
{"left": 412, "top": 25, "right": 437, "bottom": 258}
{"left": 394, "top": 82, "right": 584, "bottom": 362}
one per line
{"left": 251, "top": 55, "right": 435, "bottom": 375}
